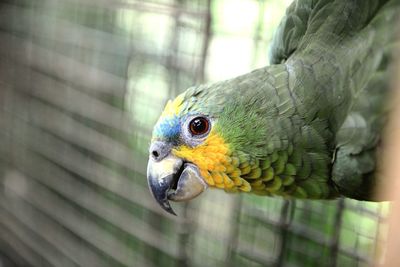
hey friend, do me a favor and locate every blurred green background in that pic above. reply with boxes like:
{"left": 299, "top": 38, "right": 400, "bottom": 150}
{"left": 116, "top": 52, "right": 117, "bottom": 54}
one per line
{"left": 0, "top": 0, "right": 390, "bottom": 266}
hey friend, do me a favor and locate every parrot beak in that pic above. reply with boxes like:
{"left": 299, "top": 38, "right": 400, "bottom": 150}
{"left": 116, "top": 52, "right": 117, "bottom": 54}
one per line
{"left": 147, "top": 142, "right": 207, "bottom": 215}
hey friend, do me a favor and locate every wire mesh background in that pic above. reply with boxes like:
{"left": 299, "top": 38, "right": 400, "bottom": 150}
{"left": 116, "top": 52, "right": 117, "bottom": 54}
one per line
{"left": 0, "top": 0, "right": 391, "bottom": 266}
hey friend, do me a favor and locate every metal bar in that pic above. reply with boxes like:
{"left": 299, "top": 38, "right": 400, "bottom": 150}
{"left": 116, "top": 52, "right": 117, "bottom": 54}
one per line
{"left": 177, "top": 202, "right": 190, "bottom": 267}
{"left": 337, "top": 247, "right": 371, "bottom": 264}
{"left": 329, "top": 198, "right": 345, "bottom": 267}
{"left": 242, "top": 206, "right": 332, "bottom": 247}
{"left": 197, "top": 0, "right": 212, "bottom": 82}
{"left": 59, "top": 0, "right": 209, "bottom": 18}
{"left": 0, "top": 32, "right": 126, "bottom": 96}
{"left": 0, "top": 103, "right": 169, "bottom": 217}
{"left": 373, "top": 204, "right": 388, "bottom": 266}
{"left": 0, "top": 146, "right": 181, "bottom": 259}
{"left": 0, "top": 120, "right": 174, "bottom": 219}
{"left": 0, "top": 222, "right": 51, "bottom": 267}
{"left": 251, "top": 0, "right": 266, "bottom": 67}
{"left": 345, "top": 201, "right": 387, "bottom": 220}
{"left": 275, "top": 199, "right": 293, "bottom": 267}
{"left": 0, "top": 195, "right": 108, "bottom": 267}
{"left": 0, "top": 4, "right": 131, "bottom": 56}
{"left": 224, "top": 195, "right": 243, "bottom": 267}
{"left": 1, "top": 90, "right": 146, "bottom": 173}
{"left": 0, "top": 209, "right": 75, "bottom": 267}
{"left": 0, "top": 67, "right": 134, "bottom": 133}
{"left": 3, "top": 172, "right": 154, "bottom": 267}
{"left": 236, "top": 245, "right": 276, "bottom": 266}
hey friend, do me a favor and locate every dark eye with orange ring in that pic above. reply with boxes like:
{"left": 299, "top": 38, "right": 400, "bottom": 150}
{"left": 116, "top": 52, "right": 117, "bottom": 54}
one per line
{"left": 189, "top": 117, "right": 210, "bottom": 136}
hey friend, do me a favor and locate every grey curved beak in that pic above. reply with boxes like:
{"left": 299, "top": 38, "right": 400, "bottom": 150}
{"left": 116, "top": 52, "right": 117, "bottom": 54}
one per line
{"left": 147, "top": 149, "right": 207, "bottom": 215}
{"left": 147, "top": 154, "right": 182, "bottom": 215}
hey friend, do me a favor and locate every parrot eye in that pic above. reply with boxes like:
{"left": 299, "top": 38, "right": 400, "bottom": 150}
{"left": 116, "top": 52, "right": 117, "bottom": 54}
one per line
{"left": 189, "top": 117, "right": 210, "bottom": 136}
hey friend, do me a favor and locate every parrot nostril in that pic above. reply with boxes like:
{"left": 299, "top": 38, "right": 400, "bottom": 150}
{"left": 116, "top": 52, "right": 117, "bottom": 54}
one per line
{"left": 149, "top": 141, "right": 171, "bottom": 161}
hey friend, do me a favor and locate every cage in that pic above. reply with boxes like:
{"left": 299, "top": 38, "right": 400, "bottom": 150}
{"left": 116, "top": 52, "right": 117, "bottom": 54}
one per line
{"left": 0, "top": 0, "right": 391, "bottom": 266}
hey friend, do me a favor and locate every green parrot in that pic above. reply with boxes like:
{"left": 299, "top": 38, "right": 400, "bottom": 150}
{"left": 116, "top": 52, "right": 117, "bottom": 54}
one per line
{"left": 147, "top": 0, "right": 399, "bottom": 215}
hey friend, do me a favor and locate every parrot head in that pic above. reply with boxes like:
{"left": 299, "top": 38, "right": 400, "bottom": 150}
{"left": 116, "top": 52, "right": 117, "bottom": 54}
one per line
{"left": 146, "top": 70, "right": 286, "bottom": 215}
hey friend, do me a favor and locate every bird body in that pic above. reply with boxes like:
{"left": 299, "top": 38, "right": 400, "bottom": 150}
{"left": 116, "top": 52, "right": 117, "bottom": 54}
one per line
{"left": 147, "top": 0, "right": 400, "bottom": 215}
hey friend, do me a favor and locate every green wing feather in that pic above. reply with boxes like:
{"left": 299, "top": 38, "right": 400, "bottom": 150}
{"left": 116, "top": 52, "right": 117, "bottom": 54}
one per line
{"left": 179, "top": 0, "right": 399, "bottom": 200}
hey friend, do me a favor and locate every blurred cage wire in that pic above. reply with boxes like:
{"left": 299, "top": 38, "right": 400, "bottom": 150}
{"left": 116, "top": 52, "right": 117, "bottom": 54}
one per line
{"left": 0, "top": 0, "right": 391, "bottom": 267}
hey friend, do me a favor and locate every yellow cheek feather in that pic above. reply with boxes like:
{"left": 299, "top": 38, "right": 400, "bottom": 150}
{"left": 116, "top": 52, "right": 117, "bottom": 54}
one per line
{"left": 172, "top": 131, "right": 252, "bottom": 192}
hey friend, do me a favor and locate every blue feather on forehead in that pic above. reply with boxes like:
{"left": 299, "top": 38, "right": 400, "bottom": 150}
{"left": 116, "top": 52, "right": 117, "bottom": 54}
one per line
{"left": 153, "top": 115, "right": 181, "bottom": 140}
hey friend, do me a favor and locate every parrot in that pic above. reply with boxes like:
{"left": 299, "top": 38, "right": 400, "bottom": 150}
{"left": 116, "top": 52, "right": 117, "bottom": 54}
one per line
{"left": 146, "top": 0, "right": 400, "bottom": 215}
